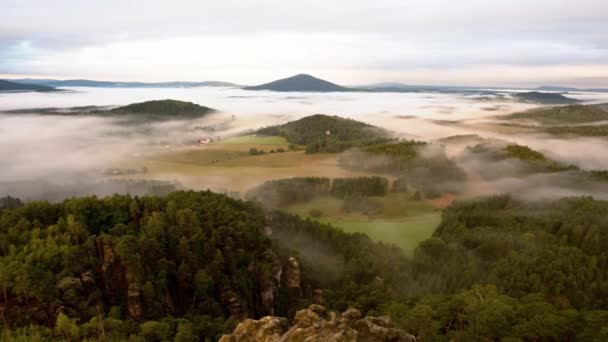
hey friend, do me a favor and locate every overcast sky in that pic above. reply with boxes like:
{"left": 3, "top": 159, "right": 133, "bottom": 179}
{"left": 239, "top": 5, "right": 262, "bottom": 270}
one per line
{"left": 2, "top": 0, "right": 608, "bottom": 87}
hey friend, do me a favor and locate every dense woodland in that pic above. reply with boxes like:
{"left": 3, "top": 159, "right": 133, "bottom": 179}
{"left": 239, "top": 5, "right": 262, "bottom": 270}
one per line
{"left": 545, "top": 124, "right": 608, "bottom": 137}
{"left": 255, "top": 114, "right": 389, "bottom": 153}
{"left": 2, "top": 191, "right": 608, "bottom": 340}
{"left": 109, "top": 100, "right": 215, "bottom": 121}
{"left": 0, "top": 190, "right": 414, "bottom": 341}
{"left": 246, "top": 176, "right": 391, "bottom": 209}
{"left": 506, "top": 104, "right": 608, "bottom": 124}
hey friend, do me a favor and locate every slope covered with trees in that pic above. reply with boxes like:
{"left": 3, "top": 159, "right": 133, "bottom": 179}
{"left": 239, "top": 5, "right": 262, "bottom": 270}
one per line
{"left": 506, "top": 104, "right": 608, "bottom": 124}
{"left": 110, "top": 99, "right": 215, "bottom": 119}
{"left": 0, "top": 191, "right": 410, "bottom": 341}
{"left": 256, "top": 114, "right": 390, "bottom": 153}
{"left": 3, "top": 191, "right": 608, "bottom": 340}
{"left": 466, "top": 141, "right": 577, "bottom": 179}
{"left": 512, "top": 91, "right": 579, "bottom": 105}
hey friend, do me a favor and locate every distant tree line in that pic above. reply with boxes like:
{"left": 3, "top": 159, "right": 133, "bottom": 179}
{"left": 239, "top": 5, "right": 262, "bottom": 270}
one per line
{"left": 246, "top": 176, "right": 390, "bottom": 208}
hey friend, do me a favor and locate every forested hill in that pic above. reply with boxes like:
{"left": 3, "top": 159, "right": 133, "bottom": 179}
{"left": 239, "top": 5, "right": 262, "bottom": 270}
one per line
{"left": 3, "top": 191, "right": 608, "bottom": 340}
{"left": 0, "top": 191, "right": 410, "bottom": 341}
{"left": 0, "top": 79, "right": 56, "bottom": 92}
{"left": 505, "top": 104, "right": 608, "bottom": 124}
{"left": 110, "top": 99, "right": 215, "bottom": 118}
{"left": 256, "top": 114, "right": 390, "bottom": 153}
{"left": 512, "top": 91, "right": 579, "bottom": 104}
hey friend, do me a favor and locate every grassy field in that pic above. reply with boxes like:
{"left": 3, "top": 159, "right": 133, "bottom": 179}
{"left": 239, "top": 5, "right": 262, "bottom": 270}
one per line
{"left": 285, "top": 193, "right": 441, "bottom": 256}
{"left": 125, "top": 136, "right": 374, "bottom": 193}
{"left": 219, "top": 135, "right": 289, "bottom": 145}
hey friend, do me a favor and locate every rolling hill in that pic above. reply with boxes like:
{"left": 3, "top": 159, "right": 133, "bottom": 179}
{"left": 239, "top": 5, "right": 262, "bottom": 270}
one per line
{"left": 110, "top": 99, "right": 215, "bottom": 118}
{"left": 256, "top": 114, "right": 389, "bottom": 152}
{"left": 512, "top": 91, "right": 579, "bottom": 104}
{"left": 505, "top": 104, "right": 608, "bottom": 124}
{"left": 0, "top": 79, "right": 56, "bottom": 92}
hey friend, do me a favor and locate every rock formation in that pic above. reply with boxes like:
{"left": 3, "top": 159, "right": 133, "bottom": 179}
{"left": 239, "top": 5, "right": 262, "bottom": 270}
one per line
{"left": 284, "top": 257, "right": 301, "bottom": 291}
{"left": 219, "top": 304, "right": 418, "bottom": 342}
{"left": 256, "top": 250, "right": 283, "bottom": 315}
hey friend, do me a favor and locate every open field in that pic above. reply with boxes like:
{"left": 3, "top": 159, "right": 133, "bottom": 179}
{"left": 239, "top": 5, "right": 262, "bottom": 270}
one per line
{"left": 220, "top": 134, "right": 289, "bottom": 145}
{"left": 121, "top": 134, "right": 443, "bottom": 255}
{"left": 123, "top": 137, "right": 376, "bottom": 193}
{"left": 285, "top": 193, "right": 441, "bottom": 255}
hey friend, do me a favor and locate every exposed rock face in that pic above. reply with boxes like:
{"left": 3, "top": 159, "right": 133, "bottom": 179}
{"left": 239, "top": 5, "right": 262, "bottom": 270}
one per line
{"left": 221, "top": 285, "right": 247, "bottom": 320}
{"left": 219, "top": 305, "right": 418, "bottom": 342}
{"left": 127, "top": 283, "right": 143, "bottom": 319}
{"left": 256, "top": 250, "right": 283, "bottom": 316}
{"left": 97, "top": 236, "right": 144, "bottom": 320}
{"left": 219, "top": 316, "right": 288, "bottom": 342}
{"left": 284, "top": 257, "right": 301, "bottom": 290}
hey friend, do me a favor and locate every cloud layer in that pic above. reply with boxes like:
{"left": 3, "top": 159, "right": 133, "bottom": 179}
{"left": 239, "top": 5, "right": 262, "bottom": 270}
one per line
{"left": 2, "top": 0, "right": 608, "bottom": 86}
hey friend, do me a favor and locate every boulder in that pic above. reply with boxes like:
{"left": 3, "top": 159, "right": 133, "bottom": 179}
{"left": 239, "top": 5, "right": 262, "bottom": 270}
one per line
{"left": 219, "top": 305, "right": 418, "bottom": 342}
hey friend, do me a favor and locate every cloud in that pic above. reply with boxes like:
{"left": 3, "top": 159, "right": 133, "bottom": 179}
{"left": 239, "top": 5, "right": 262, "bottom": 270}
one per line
{"left": 1, "top": 0, "right": 607, "bottom": 85}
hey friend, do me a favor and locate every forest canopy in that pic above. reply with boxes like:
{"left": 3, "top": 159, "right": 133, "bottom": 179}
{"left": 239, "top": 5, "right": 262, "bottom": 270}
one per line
{"left": 3, "top": 191, "right": 608, "bottom": 340}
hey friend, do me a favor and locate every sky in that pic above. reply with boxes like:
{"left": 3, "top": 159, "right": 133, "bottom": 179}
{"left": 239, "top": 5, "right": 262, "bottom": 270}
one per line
{"left": 1, "top": 0, "right": 608, "bottom": 87}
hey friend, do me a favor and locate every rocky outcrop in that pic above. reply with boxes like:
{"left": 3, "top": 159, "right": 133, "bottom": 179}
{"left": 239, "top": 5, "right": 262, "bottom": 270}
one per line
{"left": 284, "top": 257, "right": 301, "bottom": 291}
{"left": 256, "top": 250, "right": 283, "bottom": 316}
{"left": 219, "top": 304, "right": 418, "bottom": 342}
{"left": 97, "top": 236, "right": 144, "bottom": 320}
{"left": 221, "top": 285, "right": 247, "bottom": 320}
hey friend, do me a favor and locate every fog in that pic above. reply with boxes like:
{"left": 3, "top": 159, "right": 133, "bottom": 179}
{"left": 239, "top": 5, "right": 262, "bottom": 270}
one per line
{"left": 1, "top": 86, "right": 608, "bottom": 201}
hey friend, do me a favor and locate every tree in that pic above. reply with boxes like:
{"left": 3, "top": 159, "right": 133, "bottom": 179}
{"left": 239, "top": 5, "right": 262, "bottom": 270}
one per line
{"left": 174, "top": 323, "right": 196, "bottom": 342}
{"left": 55, "top": 313, "right": 80, "bottom": 341}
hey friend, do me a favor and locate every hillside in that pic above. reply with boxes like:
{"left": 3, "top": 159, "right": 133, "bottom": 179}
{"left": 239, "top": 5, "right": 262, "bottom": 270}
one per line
{"left": 506, "top": 104, "right": 608, "bottom": 124}
{"left": 4, "top": 192, "right": 608, "bottom": 340}
{"left": 545, "top": 124, "right": 608, "bottom": 137}
{"left": 465, "top": 141, "right": 577, "bottom": 181}
{"left": 512, "top": 91, "right": 579, "bottom": 104}
{"left": 110, "top": 99, "right": 215, "bottom": 118}
{"left": 0, "top": 79, "right": 56, "bottom": 92}
{"left": 244, "top": 74, "right": 349, "bottom": 92}
{"left": 0, "top": 191, "right": 413, "bottom": 340}
{"left": 256, "top": 114, "right": 389, "bottom": 152}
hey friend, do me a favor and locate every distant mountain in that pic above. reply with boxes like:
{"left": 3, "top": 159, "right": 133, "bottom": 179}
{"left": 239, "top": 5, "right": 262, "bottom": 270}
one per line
{"left": 10, "top": 79, "right": 238, "bottom": 88}
{"left": 244, "top": 74, "right": 349, "bottom": 92}
{"left": 537, "top": 86, "right": 608, "bottom": 93}
{"left": 0, "top": 79, "right": 56, "bottom": 92}
{"left": 512, "top": 91, "right": 580, "bottom": 105}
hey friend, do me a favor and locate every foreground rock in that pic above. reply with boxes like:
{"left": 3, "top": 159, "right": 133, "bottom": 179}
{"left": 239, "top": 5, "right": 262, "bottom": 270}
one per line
{"left": 219, "top": 304, "right": 417, "bottom": 342}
